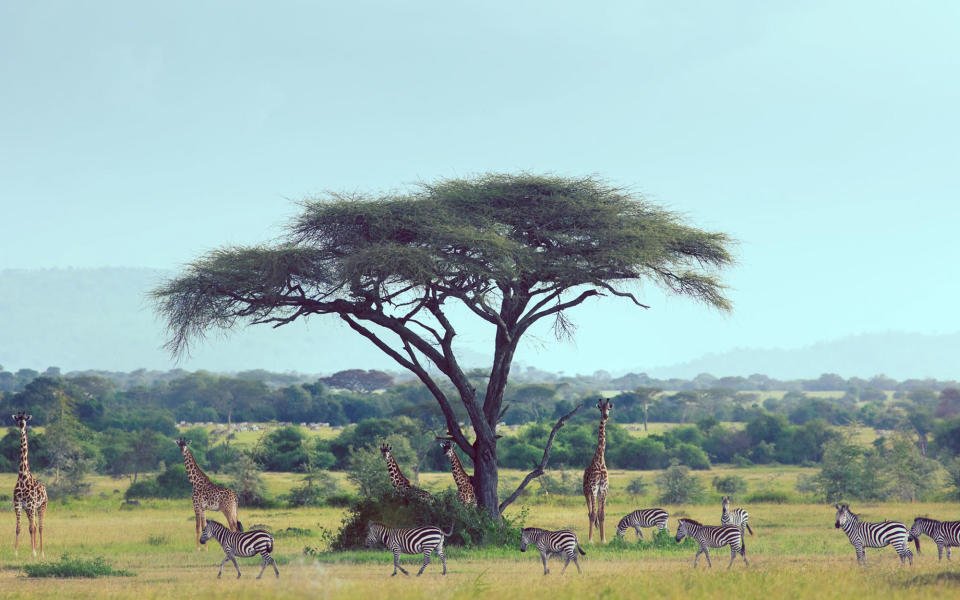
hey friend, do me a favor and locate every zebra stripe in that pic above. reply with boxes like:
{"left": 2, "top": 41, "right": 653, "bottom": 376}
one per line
{"left": 616, "top": 508, "right": 669, "bottom": 539}
{"left": 721, "top": 496, "right": 754, "bottom": 536}
{"left": 365, "top": 521, "right": 453, "bottom": 576}
{"left": 909, "top": 517, "right": 960, "bottom": 561}
{"left": 199, "top": 519, "right": 279, "bottom": 579}
{"left": 674, "top": 518, "right": 747, "bottom": 569}
{"left": 834, "top": 503, "right": 912, "bottom": 566}
{"left": 520, "top": 527, "right": 586, "bottom": 575}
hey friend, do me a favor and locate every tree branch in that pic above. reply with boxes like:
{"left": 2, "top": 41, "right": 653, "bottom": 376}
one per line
{"left": 516, "top": 289, "right": 600, "bottom": 334}
{"left": 498, "top": 401, "right": 585, "bottom": 514}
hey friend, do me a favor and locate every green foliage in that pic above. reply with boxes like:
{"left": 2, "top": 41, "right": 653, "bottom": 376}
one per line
{"left": 626, "top": 477, "right": 649, "bottom": 497}
{"left": 655, "top": 461, "right": 706, "bottom": 504}
{"left": 333, "top": 489, "right": 523, "bottom": 550}
{"left": 284, "top": 469, "right": 342, "bottom": 507}
{"left": 712, "top": 475, "right": 748, "bottom": 496}
{"left": 346, "top": 434, "right": 415, "bottom": 497}
{"left": 255, "top": 426, "right": 309, "bottom": 471}
{"left": 22, "top": 555, "right": 133, "bottom": 578}
{"left": 125, "top": 464, "right": 193, "bottom": 499}
{"left": 227, "top": 451, "right": 273, "bottom": 507}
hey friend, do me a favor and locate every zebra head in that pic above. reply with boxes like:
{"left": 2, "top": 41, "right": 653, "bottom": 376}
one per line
{"left": 835, "top": 503, "right": 853, "bottom": 529}
{"left": 615, "top": 517, "right": 629, "bottom": 539}
{"left": 365, "top": 521, "right": 385, "bottom": 548}
{"left": 519, "top": 528, "right": 534, "bottom": 552}
{"left": 675, "top": 519, "right": 690, "bottom": 543}
{"left": 722, "top": 496, "right": 730, "bottom": 512}
{"left": 199, "top": 519, "right": 222, "bottom": 545}
{"left": 597, "top": 398, "right": 613, "bottom": 420}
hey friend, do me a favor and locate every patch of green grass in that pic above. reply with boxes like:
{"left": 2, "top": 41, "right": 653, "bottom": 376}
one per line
{"left": 22, "top": 555, "right": 134, "bottom": 578}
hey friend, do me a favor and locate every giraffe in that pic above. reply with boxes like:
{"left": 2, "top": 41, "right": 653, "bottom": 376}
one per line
{"left": 379, "top": 443, "right": 431, "bottom": 500}
{"left": 439, "top": 440, "right": 475, "bottom": 505}
{"left": 583, "top": 398, "right": 613, "bottom": 543}
{"left": 11, "top": 411, "right": 47, "bottom": 558}
{"left": 176, "top": 438, "right": 243, "bottom": 550}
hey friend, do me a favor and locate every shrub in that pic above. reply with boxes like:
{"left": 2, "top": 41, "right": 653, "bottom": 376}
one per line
{"left": 712, "top": 475, "right": 748, "bottom": 496}
{"left": 125, "top": 465, "right": 192, "bottom": 499}
{"left": 22, "top": 555, "right": 133, "bottom": 578}
{"left": 655, "top": 461, "right": 706, "bottom": 504}
{"left": 333, "top": 489, "right": 524, "bottom": 550}
{"left": 284, "top": 470, "right": 341, "bottom": 507}
{"left": 626, "top": 477, "right": 649, "bottom": 497}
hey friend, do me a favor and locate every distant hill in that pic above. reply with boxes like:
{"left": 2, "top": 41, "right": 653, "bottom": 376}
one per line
{"left": 646, "top": 331, "right": 960, "bottom": 381}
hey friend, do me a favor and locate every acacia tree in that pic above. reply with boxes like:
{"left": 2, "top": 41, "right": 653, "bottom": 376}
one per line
{"left": 152, "top": 173, "right": 733, "bottom": 519}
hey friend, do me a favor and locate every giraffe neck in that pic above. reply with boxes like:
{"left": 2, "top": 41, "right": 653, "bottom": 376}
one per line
{"left": 18, "top": 425, "right": 31, "bottom": 479}
{"left": 181, "top": 447, "right": 212, "bottom": 487}
{"left": 591, "top": 418, "right": 607, "bottom": 468}
{"left": 386, "top": 455, "right": 411, "bottom": 488}
{"left": 448, "top": 450, "right": 471, "bottom": 491}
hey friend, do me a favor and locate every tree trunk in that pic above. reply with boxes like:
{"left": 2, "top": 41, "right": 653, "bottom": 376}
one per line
{"left": 643, "top": 402, "right": 649, "bottom": 432}
{"left": 473, "top": 434, "right": 500, "bottom": 521}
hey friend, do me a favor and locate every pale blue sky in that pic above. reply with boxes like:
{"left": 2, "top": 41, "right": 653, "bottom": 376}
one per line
{"left": 1, "top": 2, "right": 958, "bottom": 375}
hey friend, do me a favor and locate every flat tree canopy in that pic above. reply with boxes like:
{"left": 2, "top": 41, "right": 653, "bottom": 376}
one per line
{"left": 153, "top": 173, "right": 734, "bottom": 518}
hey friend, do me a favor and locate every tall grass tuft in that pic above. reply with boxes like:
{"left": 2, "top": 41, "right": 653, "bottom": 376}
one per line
{"left": 22, "top": 555, "right": 134, "bottom": 578}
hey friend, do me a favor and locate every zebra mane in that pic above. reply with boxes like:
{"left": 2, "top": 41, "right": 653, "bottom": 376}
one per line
{"left": 206, "top": 519, "right": 227, "bottom": 531}
{"left": 913, "top": 516, "right": 939, "bottom": 524}
{"left": 678, "top": 518, "right": 701, "bottom": 526}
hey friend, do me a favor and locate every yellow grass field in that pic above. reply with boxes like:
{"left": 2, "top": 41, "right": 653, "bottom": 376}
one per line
{"left": 1, "top": 471, "right": 958, "bottom": 599}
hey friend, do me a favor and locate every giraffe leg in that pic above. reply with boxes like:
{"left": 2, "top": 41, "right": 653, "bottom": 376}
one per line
{"left": 597, "top": 489, "right": 608, "bottom": 543}
{"left": 14, "top": 504, "right": 22, "bottom": 557}
{"left": 584, "top": 490, "right": 596, "bottom": 543}
{"left": 37, "top": 502, "right": 46, "bottom": 558}
{"left": 195, "top": 509, "right": 205, "bottom": 551}
{"left": 27, "top": 508, "right": 37, "bottom": 557}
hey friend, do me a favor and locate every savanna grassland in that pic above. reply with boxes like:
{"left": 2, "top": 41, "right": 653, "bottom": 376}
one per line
{"left": 2, "top": 471, "right": 959, "bottom": 599}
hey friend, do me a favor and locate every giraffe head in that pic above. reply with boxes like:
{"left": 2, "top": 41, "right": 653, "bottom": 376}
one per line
{"left": 835, "top": 503, "right": 853, "bottom": 529}
{"left": 379, "top": 443, "right": 392, "bottom": 461}
{"left": 11, "top": 411, "right": 32, "bottom": 430}
{"left": 439, "top": 440, "right": 454, "bottom": 457}
{"left": 176, "top": 437, "right": 191, "bottom": 452}
{"left": 596, "top": 398, "right": 613, "bottom": 421}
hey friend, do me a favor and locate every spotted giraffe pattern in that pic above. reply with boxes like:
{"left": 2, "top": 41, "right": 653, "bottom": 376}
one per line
{"left": 583, "top": 398, "right": 613, "bottom": 543}
{"left": 440, "top": 440, "right": 475, "bottom": 505}
{"left": 11, "top": 411, "right": 47, "bottom": 558}
{"left": 177, "top": 438, "right": 242, "bottom": 550}
{"left": 380, "top": 444, "right": 431, "bottom": 500}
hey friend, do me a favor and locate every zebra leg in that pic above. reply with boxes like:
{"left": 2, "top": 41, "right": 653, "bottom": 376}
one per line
{"left": 438, "top": 547, "right": 447, "bottom": 575}
{"left": 728, "top": 547, "right": 736, "bottom": 569}
{"left": 693, "top": 547, "right": 702, "bottom": 568}
{"left": 947, "top": 546, "right": 952, "bottom": 561}
{"left": 856, "top": 547, "right": 866, "bottom": 565}
{"left": 416, "top": 549, "right": 432, "bottom": 576}
{"left": 271, "top": 556, "right": 280, "bottom": 578}
{"left": 938, "top": 544, "right": 944, "bottom": 561}
{"left": 230, "top": 555, "right": 241, "bottom": 578}
{"left": 392, "top": 549, "right": 409, "bottom": 576}
{"left": 573, "top": 552, "right": 582, "bottom": 574}
{"left": 635, "top": 526, "right": 643, "bottom": 540}
{"left": 561, "top": 553, "right": 572, "bottom": 575}
{"left": 540, "top": 550, "right": 550, "bottom": 575}
{"left": 257, "top": 555, "right": 268, "bottom": 579}
{"left": 218, "top": 556, "right": 228, "bottom": 578}
{"left": 703, "top": 547, "right": 713, "bottom": 568}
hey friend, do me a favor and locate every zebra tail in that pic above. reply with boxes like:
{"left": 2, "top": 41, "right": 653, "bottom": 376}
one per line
{"left": 267, "top": 536, "right": 274, "bottom": 555}
{"left": 577, "top": 544, "right": 587, "bottom": 556}
{"left": 443, "top": 521, "right": 456, "bottom": 537}
{"left": 745, "top": 522, "right": 754, "bottom": 536}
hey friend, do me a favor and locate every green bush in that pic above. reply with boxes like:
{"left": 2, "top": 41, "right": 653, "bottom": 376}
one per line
{"left": 284, "top": 470, "right": 342, "bottom": 507}
{"left": 333, "top": 489, "right": 524, "bottom": 550}
{"left": 22, "top": 555, "right": 133, "bottom": 578}
{"left": 125, "top": 464, "right": 193, "bottom": 499}
{"left": 712, "top": 475, "right": 748, "bottom": 496}
{"left": 655, "top": 461, "right": 706, "bottom": 504}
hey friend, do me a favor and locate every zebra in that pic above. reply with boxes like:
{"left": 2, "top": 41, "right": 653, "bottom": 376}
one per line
{"left": 908, "top": 517, "right": 960, "bottom": 561}
{"left": 616, "top": 508, "right": 669, "bottom": 540}
{"left": 199, "top": 519, "right": 279, "bottom": 579}
{"left": 721, "top": 496, "right": 754, "bottom": 536}
{"left": 674, "top": 518, "right": 747, "bottom": 569}
{"left": 520, "top": 527, "right": 587, "bottom": 575}
{"left": 834, "top": 503, "right": 913, "bottom": 566}
{"left": 365, "top": 521, "right": 454, "bottom": 576}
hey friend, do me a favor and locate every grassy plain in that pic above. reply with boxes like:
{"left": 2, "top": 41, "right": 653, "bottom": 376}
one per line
{"left": 2, "top": 470, "right": 959, "bottom": 599}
